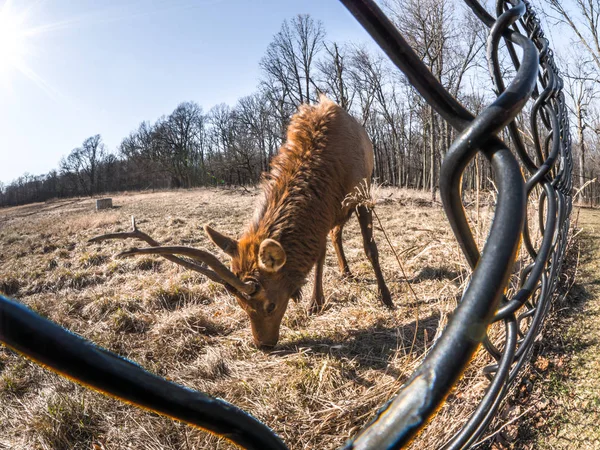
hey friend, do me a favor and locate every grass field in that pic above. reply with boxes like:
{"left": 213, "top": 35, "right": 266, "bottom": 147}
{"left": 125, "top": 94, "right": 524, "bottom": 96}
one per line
{"left": 513, "top": 207, "right": 600, "bottom": 450}
{"left": 0, "top": 187, "right": 537, "bottom": 449}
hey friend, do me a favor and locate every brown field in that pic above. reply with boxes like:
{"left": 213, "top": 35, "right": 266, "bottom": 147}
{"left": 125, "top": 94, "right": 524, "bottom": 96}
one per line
{"left": 0, "top": 187, "right": 524, "bottom": 449}
{"left": 516, "top": 207, "right": 600, "bottom": 449}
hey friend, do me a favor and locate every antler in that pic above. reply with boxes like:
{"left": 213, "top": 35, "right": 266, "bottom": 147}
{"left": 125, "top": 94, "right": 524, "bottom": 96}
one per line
{"left": 89, "top": 217, "right": 254, "bottom": 295}
{"left": 117, "top": 246, "right": 255, "bottom": 295}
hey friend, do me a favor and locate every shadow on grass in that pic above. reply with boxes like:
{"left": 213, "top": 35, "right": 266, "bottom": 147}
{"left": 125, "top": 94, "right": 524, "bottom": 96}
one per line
{"left": 409, "top": 266, "right": 460, "bottom": 283}
{"left": 513, "top": 221, "right": 600, "bottom": 448}
{"left": 274, "top": 311, "right": 442, "bottom": 379}
{"left": 337, "top": 265, "right": 462, "bottom": 291}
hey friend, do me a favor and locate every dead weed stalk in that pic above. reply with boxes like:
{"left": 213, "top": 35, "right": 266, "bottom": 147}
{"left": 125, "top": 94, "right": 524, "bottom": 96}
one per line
{"left": 343, "top": 179, "right": 421, "bottom": 354}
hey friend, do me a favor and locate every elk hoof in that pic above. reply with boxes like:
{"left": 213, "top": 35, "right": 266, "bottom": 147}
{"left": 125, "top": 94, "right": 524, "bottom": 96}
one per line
{"left": 308, "top": 298, "right": 325, "bottom": 315}
{"left": 380, "top": 289, "right": 394, "bottom": 309}
{"left": 341, "top": 271, "right": 356, "bottom": 282}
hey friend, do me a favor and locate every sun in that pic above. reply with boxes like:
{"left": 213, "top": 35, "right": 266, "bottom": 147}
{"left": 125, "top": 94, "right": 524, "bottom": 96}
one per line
{"left": 0, "top": 4, "right": 28, "bottom": 76}
{"left": 0, "top": 1, "right": 57, "bottom": 96}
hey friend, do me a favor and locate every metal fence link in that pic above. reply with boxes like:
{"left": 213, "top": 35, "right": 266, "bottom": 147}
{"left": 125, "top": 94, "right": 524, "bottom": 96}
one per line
{"left": 339, "top": 0, "right": 573, "bottom": 448}
{"left": 0, "top": 0, "right": 573, "bottom": 449}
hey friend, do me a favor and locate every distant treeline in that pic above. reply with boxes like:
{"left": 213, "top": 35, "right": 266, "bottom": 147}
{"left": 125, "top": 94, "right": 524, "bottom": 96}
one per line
{"left": 2, "top": 0, "right": 599, "bottom": 208}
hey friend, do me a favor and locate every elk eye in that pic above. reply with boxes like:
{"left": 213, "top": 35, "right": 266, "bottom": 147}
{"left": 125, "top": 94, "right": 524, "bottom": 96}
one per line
{"left": 244, "top": 278, "right": 261, "bottom": 295}
{"left": 266, "top": 303, "right": 276, "bottom": 313}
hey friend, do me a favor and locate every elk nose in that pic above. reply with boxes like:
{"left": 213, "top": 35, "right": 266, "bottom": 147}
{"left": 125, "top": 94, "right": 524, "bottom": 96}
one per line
{"left": 255, "top": 340, "right": 277, "bottom": 351}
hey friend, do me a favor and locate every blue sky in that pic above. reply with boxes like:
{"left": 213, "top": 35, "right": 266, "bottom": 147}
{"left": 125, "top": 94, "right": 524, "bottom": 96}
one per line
{"left": 0, "top": 0, "right": 377, "bottom": 185}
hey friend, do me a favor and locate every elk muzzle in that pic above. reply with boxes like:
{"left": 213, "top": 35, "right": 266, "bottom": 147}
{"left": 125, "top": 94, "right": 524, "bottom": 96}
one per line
{"left": 248, "top": 307, "right": 287, "bottom": 349}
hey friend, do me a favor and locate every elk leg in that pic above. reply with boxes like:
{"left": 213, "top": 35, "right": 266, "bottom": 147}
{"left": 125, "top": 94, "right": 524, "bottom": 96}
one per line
{"left": 357, "top": 205, "right": 394, "bottom": 309}
{"left": 331, "top": 222, "right": 353, "bottom": 279}
{"left": 309, "top": 245, "right": 327, "bottom": 315}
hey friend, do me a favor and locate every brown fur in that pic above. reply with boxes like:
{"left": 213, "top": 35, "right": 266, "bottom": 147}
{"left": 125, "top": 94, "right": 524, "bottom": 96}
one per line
{"left": 208, "top": 96, "right": 392, "bottom": 347}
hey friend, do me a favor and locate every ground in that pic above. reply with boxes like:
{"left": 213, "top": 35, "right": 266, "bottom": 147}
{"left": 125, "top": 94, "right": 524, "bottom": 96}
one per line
{"left": 515, "top": 207, "right": 600, "bottom": 449}
{"left": 0, "top": 187, "right": 571, "bottom": 449}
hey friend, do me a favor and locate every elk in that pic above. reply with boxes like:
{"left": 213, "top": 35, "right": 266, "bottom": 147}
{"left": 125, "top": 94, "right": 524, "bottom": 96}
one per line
{"left": 91, "top": 95, "right": 393, "bottom": 348}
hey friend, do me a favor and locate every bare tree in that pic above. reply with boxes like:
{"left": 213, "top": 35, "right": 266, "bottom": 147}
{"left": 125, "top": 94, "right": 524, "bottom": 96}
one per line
{"left": 562, "top": 51, "right": 600, "bottom": 201}
{"left": 156, "top": 101, "right": 206, "bottom": 187}
{"left": 385, "top": 0, "right": 449, "bottom": 200}
{"left": 120, "top": 103, "right": 206, "bottom": 188}
{"left": 384, "top": 0, "right": 486, "bottom": 200}
{"left": 235, "top": 92, "right": 279, "bottom": 173}
{"left": 546, "top": 0, "right": 600, "bottom": 74}
{"left": 260, "top": 14, "right": 325, "bottom": 109}
{"left": 317, "top": 42, "right": 354, "bottom": 110}
{"left": 348, "top": 46, "right": 381, "bottom": 126}
{"left": 543, "top": 0, "right": 600, "bottom": 201}
{"left": 60, "top": 135, "right": 106, "bottom": 196}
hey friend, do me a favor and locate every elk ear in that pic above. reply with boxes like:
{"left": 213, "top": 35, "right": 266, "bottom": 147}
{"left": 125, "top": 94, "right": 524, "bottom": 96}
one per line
{"left": 204, "top": 225, "right": 238, "bottom": 257}
{"left": 258, "top": 239, "right": 286, "bottom": 272}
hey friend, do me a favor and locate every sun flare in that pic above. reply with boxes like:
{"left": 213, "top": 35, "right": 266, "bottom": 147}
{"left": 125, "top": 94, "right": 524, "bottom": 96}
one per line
{"left": 0, "top": 1, "right": 60, "bottom": 97}
{"left": 0, "top": 5, "right": 27, "bottom": 75}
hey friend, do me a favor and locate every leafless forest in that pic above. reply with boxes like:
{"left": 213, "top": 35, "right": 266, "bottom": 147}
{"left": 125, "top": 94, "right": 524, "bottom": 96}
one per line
{"left": 2, "top": 0, "right": 600, "bottom": 208}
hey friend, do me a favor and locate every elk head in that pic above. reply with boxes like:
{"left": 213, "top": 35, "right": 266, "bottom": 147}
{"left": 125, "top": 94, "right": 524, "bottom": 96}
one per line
{"left": 205, "top": 225, "right": 297, "bottom": 348}
{"left": 89, "top": 217, "right": 295, "bottom": 349}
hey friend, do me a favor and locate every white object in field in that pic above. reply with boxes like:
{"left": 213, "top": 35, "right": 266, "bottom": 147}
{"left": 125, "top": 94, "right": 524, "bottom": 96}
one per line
{"left": 96, "top": 198, "right": 113, "bottom": 210}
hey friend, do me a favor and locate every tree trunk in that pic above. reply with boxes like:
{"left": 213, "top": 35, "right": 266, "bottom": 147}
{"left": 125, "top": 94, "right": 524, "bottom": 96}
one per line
{"left": 577, "top": 104, "right": 586, "bottom": 203}
{"left": 430, "top": 106, "right": 437, "bottom": 202}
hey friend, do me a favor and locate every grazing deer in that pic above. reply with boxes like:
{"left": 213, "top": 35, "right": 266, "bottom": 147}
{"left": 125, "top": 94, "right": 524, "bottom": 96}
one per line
{"left": 91, "top": 95, "right": 392, "bottom": 348}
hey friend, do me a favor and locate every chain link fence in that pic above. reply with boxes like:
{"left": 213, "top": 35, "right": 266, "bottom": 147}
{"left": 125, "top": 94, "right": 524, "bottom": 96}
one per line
{"left": 340, "top": 0, "right": 572, "bottom": 447}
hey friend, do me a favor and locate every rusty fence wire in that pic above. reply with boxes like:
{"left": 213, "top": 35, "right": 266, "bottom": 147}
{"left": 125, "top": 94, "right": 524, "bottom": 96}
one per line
{"left": 339, "top": 0, "right": 573, "bottom": 448}
{"left": 0, "top": 0, "right": 573, "bottom": 449}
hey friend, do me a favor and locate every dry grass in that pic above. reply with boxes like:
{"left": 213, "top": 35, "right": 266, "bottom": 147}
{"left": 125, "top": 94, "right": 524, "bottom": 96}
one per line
{"left": 0, "top": 187, "right": 542, "bottom": 449}
{"left": 508, "top": 207, "right": 600, "bottom": 449}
